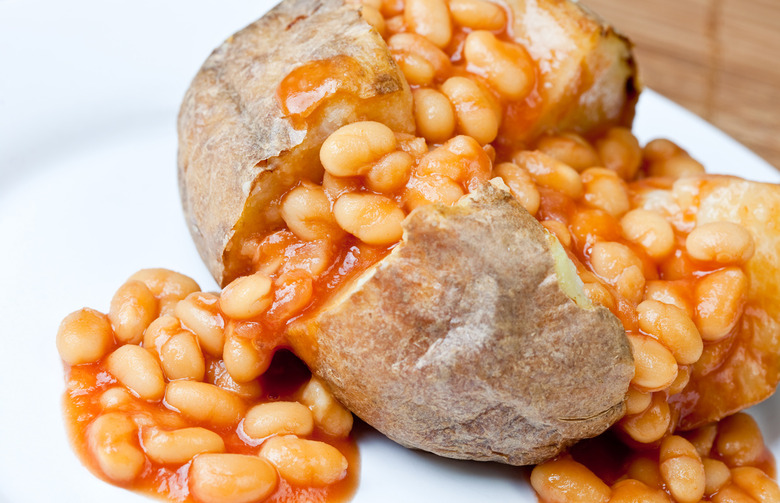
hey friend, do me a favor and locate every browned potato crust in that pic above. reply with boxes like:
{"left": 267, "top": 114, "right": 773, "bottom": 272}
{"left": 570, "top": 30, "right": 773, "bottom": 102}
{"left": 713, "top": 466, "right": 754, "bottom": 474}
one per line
{"left": 288, "top": 185, "right": 633, "bottom": 465}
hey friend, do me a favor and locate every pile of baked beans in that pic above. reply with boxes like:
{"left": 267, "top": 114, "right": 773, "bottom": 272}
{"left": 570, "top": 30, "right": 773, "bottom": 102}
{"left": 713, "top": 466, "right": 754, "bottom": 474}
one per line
{"left": 57, "top": 0, "right": 780, "bottom": 501}
{"left": 57, "top": 269, "right": 357, "bottom": 503}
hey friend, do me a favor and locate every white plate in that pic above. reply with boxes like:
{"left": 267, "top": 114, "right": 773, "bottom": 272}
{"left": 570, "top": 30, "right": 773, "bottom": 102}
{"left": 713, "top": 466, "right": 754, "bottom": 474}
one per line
{"left": 1, "top": 1, "right": 778, "bottom": 502}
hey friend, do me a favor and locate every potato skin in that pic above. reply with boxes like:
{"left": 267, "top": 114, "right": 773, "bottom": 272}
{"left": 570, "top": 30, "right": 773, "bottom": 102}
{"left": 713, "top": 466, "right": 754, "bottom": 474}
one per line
{"left": 288, "top": 185, "right": 633, "bottom": 465}
{"left": 178, "top": 0, "right": 413, "bottom": 286}
{"left": 178, "top": 0, "right": 638, "bottom": 287}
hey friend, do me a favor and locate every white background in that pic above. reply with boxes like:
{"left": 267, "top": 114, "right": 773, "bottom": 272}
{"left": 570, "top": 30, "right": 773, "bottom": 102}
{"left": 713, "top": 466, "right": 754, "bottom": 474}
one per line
{"left": 1, "top": 1, "right": 778, "bottom": 502}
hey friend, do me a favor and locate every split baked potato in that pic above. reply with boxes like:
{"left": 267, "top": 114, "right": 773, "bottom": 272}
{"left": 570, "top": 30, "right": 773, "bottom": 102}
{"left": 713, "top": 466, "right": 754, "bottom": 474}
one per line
{"left": 178, "top": 0, "right": 641, "bottom": 465}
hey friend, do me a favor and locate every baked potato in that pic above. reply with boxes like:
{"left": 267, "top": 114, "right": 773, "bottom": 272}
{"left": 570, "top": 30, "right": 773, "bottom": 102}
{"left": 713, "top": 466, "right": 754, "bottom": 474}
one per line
{"left": 632, "top": 175, "right": 780, "bottom": 429}
{"left": 177, "top": 0, "right": 640, "bottom": 465}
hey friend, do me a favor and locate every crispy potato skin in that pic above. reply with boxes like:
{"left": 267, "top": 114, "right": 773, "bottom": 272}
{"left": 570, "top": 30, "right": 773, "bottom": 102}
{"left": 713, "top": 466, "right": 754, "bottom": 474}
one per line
{"left": 634, "top": 175, "right": 780, "bottom": 429}
{"left": 288, "top": 186, "right": 633, "bottom": 465}
{"left": 178, "top": 0, "right": 413, "bottom": 286}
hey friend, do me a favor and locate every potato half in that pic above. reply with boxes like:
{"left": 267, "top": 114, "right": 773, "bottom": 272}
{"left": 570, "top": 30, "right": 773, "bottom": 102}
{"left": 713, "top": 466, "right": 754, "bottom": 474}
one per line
{"left": 178, "top": 0, "right": 638, "bottom": 287}
{"left": 288, "top": 184, "right": 632, "bottom": 464}
{"left": 178, "top": 0, "right": 638, "bottom": 465}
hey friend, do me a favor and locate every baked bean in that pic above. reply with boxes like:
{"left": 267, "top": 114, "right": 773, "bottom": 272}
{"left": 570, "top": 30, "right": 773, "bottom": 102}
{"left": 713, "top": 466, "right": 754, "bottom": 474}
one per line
{"left": 620, "top": 209, "right": 675, "bottom": 260}
{"left": 300, "top": 377, "right": 354, "bottom": 437}
{"left": 536, "top": 133, "right": 601, "bottom": 172}
{"left": 223, "top": 334, "right": 268, "bottom": 383}
{"left": 731, "top": 467, "right": 780, "bottom": 503}
{"left": 530, "top": 457, "right": 611, "bottom": 503}
{"left": 703, "top": 458, "right": 732, "bottom": 495}
{"left": 616, "top": 266, "right": 646, "bottom": 304}
{"left": 608, "top": 479, "right": 669, "bottom": 503}
{"left": 686, "top": 423, "right": 718, "bottom": 458}
{"left": 583, "top": 281, "right": 616, "bottom": 311}
{"left": 385, "top": 13, "right": 405, "bottom": 34}
{"left": 366, "top": 151, "right": 414, "bottom": 193}
{"left": 142, "top": 427, "right": 225, "bottom": 464}
{"left": 108, "top": 280, "right": 158, "bottom": 344}
{"left": 448, "top": 0, "right": 506, "bottom": 30}
{"left": 626, "top": 455, "right": 664, "bottom": 490}
{"left": 643, "top": 138, "right": 681, "bottom": 163}
{"left": 413, "top": 88, "right": 456, "bottom": 143}
{"left": 397, "top": 52, "right": 435, "bottom": 85}
{"left": 243, "top": 402, "right": 314, "bottom": 439}
{"left": 380, "top": 0, "right": 403, "bottom": 16}
{"left": 415, "top": 135, "right": 491, "bottom": 189}
{"left": 711, "top": 484, "right": 761, "bottom": 503}
{"left": 637, "top": 300, "right": 702, "bottom": 365}
{"left": 333, "top": 193, "right": 405, "bottom": 245}
{"left": 396, "top": 133, "right": 428, "bottom": 157}
{"left": 463, "top": 30, "right": 534, "bottom": 100}
{"left": 596, "top": 127, "right": 642, "bottom": 180}
{"left": 361, "top": 5, "right": 386, "bottom": 35}
{"left": 581, "top": 168, "right": 630, "bottom": 217}
{"left": 322, "top": 172, "right": 361, "bottom": 202}
{"left": 493, "top": 162, "right": 540, "bottom": 215}
{"left": 644, "top": 280, "right": 694, "bottom": 319}
{"left": 590, "top": 242, "right": 646, "bottom": 301}
{"left": 87, "top": 413, "right": 145, "bottom": 483}
{"left": 189, "top": 453, "right": 277, "bottom": 503}
{"left": 165, "top": 381, "right": 245, "bottom": 427}
{"left": 99, "top": 387, "right": 133, "bottom": 410}
{"left": 142, "top": 315, "right": 182, "bottom": 355}
{"left": 625, "top": 387, "right": 652, "bottom": 415}
{"left": 659, "top": 435, "right": 705, "bottom": 503}
{"left": 404, "top": 0, "right": 452, "bottom": 48}
{"left": 686, "top": 222, "right": 755, "bottom": 264}
{"left": 267, "top": 271, "right": 314, "bottom": 324}
{"left": 129, "top": 268, "right": 200, "bottom": 315}
{"left": 541, "top": 220, "right": 571, "bottom": 248}
{"left": 387, "top": 33, "right": 451, "bottom": 83}
{"left": 668, "top": 364, "right": 691, "bottom": 395}
{"left": 279, "top": 239, "right": 334, "bottom": 278}
{"left": 219, "top": 272, "right": 274, "bottom": 320}
{"left": 320, "top": 121, "right": 397, "bottom": 177}
{"left": 694, "top": 267, "right": 748, "bottom": 341}
{"left": 715, "top": 413, "right": 765, "bottom": 468}
{"left": 160, "top": 331, "right": 206, "bottom": 381}
{"left": 106, "top": 345, "right": 166, "bottom": 401}
{"left": 280, "top": 183, "right": 342, "bottom": 242}
{"left": 260, "top": 435, "right": 348, "bottom": 486}
{"left": 56, "top": 308, "right": 115, "bottom": 366}
{"left": 208, "top": 359, "right": 263, "bottom": 400}
{"left": 627, "top": 333, "right": 678, "bottom": 391}
{"left": 620, "top": 392, "right": 671, "bottom": 444}
{"left": 648, "top": 154, "right": 706, "bottom": 179}
{"left": 440, "top": 76, "right": 499, "bottom": 145}
{"left": 513, "top": 151, "right": 583, "bottom": 200}
{"left": 403, "top": 174, "right": 465, "bottom": 210}
{"left": 175, "top": 292, "right": 225, "bottom": 357}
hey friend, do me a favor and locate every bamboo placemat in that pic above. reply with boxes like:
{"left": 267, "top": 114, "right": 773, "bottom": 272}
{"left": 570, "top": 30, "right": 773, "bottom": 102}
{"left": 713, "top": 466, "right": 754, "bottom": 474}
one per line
{"left": 582, "top": 0, "right": 780, "bottom": 170}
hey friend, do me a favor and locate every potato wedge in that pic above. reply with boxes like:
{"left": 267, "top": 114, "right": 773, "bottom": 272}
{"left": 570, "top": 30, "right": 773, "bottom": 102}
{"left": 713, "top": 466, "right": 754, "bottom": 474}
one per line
{"left": 632, "top": 175, "right": 780, "bottom": 429}
{"left": 288, "top": 184, "right": 633, "bottom": 465}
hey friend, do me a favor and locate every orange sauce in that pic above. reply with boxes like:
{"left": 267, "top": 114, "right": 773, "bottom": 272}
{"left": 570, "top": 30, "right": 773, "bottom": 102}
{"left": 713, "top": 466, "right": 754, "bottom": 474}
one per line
{"left": 62, "top": 350, "right": 359, "bottom": 503}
